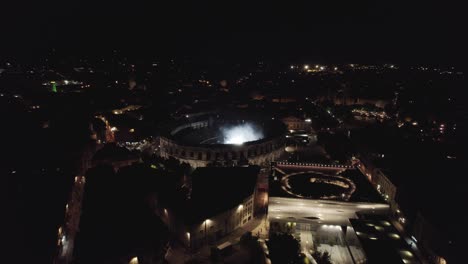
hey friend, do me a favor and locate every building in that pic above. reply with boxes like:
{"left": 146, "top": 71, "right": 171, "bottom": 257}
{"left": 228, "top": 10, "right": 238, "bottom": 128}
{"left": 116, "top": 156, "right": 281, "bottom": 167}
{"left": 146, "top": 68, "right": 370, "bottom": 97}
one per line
{"left": 92, "top": 143, "right": 141, "bottom": 171}
{"left": 159, "top": 112, "right": 286, "bottom": 168}
{"left": 412, "top": 212, "right": 452, "bottom": 264}
{"left": 356, "top": 159, "right": 399, "bottom": 212}
{"left": 350, "top": 214, "right": 421, "bottom": 264}
{"left": 372, "top": 168, "right": 398, "bottom": 209}
{"left": 281, "top": 116, "right": 312, "bottom": 132}
{"left": 268, "top": 162, "right": 393, "bottom": 264}
{"left": 157, "top": 166, "right": 259, "bottom": 250}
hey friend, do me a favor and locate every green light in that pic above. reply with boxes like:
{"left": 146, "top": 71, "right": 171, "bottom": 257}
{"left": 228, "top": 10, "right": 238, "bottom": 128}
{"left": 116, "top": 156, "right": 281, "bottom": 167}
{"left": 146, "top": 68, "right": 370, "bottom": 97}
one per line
{"left": 150, "top": 164, "right": 157, "bottom": 169}
{"left": 51, "top": 81, "right": 57, "bottom": 93}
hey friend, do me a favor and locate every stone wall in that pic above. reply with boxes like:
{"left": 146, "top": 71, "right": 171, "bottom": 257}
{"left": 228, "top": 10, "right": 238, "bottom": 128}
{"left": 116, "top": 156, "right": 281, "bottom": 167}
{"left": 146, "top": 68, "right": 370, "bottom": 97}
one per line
{"left": 159, "top": 136, "right": 285, "bottom": 168}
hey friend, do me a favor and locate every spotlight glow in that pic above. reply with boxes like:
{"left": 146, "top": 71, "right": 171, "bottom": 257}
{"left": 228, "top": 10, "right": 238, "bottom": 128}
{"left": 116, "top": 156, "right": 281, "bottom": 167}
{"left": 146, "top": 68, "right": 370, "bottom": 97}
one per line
{"left": 221, "top": 123, "right": 263, "bottom": 145}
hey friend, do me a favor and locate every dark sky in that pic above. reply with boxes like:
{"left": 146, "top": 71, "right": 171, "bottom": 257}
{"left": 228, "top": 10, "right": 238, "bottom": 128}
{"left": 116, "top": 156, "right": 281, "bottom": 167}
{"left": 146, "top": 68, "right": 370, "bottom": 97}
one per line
{"left": 1, "top": 1, "right": 466, "bottom": 65}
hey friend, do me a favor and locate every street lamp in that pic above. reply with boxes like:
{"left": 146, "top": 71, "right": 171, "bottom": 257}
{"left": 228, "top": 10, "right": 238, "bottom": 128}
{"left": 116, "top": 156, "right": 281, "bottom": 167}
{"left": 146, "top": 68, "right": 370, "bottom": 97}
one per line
{"left": 129, "top": 257, "right": 139, "bottom": 264}
{"left": 186, "top": 232, "right": 191, "bottom": 248}
{"left": 204, "top": 219, "right": 210, "bottom": 244}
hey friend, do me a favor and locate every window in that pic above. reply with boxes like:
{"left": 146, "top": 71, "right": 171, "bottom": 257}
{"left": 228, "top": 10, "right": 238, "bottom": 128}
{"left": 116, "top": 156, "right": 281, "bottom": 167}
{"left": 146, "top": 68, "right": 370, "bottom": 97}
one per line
{"left": 190, "top": 152, "right": 194, "bottom": 158}
{"left": 206, "top": 152, "right": 211, "bottom": 160}
{"left": 198, "top": 152, "right": 202, "bottom": 160}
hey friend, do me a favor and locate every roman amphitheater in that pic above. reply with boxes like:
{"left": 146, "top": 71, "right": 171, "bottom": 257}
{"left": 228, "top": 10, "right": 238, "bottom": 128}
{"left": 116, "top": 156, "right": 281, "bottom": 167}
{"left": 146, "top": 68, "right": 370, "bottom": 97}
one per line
{"left": 158, "top": 112, "right": 287, "bottom": 167}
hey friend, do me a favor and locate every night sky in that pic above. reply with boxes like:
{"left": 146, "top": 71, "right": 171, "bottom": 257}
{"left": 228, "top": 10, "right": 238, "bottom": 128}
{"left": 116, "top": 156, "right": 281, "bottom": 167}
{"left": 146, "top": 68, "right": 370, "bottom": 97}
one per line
{"left": 1, "top": 1, "right": 466, "bottom": 65}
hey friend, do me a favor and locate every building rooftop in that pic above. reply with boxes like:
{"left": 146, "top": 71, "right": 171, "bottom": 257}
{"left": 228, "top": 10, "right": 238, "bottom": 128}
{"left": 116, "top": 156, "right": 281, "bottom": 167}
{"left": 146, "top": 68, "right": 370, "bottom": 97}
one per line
{"left": 185, "top": 166, "right": 259, "bottom": 224}
{"left": 92, "top": 143, "right": 139, "bottom": 162}
{"left": 269, "top": 163, "right": 385, "bottom": 204}
{"left": 350, "top": 214, "right": 421, "bottom": 264}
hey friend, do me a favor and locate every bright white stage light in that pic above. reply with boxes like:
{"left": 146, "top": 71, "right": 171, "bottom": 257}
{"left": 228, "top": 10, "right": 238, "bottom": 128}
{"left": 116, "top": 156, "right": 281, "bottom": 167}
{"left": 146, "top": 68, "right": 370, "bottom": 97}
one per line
{"left": 221, "top": 123, "right": 263, "bottom": 145}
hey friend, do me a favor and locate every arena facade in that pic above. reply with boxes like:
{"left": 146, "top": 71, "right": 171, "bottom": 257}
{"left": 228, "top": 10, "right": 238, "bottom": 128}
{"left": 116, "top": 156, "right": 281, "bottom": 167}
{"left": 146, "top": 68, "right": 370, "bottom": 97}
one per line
{"left": 158, "top": 112, "right": 286, "bottom": 168}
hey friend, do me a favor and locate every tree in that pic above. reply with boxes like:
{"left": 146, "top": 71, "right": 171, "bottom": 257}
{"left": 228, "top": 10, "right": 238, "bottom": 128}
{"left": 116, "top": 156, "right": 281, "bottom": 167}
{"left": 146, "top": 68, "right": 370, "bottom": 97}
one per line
{"left": 312, "top": 250, "right": 332, "bottom": 264}
{"left": 267, "top": 233, "right": 303, "bottom": 264}
{"left": 239, "top": 232, "right": 265, "bottom": 264}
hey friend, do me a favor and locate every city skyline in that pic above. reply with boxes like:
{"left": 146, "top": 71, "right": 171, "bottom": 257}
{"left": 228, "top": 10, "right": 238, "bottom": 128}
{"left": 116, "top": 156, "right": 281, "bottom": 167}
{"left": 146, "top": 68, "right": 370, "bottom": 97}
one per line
{"left": 2, "top": 2, "right": 465, "bottom": 264}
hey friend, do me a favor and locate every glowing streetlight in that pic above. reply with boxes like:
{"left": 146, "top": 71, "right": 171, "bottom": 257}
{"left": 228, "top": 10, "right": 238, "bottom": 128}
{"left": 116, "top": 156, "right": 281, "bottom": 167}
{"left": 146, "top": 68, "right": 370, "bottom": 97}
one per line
{"left": 204, "top": 219, "right": 211, "bottom": 243}
{"left": 304, "top": 65, "right": 309, "bottom": 70}
{"left": 129, "top": 257, "right": 139, "bottom": 264}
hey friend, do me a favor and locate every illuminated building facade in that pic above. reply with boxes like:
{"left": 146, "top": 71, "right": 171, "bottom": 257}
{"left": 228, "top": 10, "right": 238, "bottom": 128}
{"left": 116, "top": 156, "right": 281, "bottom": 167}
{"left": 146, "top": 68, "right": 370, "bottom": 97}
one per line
{"left": 156, "top": 166, "right": 259, "bottom": 250}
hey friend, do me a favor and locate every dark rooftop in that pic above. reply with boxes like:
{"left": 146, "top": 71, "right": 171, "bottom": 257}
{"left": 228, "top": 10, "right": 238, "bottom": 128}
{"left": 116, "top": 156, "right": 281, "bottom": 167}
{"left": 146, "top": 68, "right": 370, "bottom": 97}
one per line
{"left": 185, "top": 166, "right": 259, "bottom": 224}
{"left": 92, "top": 143, "right": 139, "bottom": 162}
{"left": 350, "top": 214, "right": 421, "bottom": 264}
